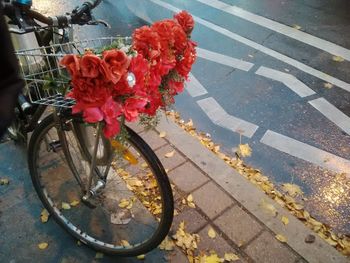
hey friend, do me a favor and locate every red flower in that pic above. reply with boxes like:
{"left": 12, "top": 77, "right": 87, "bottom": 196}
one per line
{"left": 80, "top": 52, "right": 101, "bottom": 78}
{"left": 60, "top": 54, "right": 80, "bottom": 77}
{"left": 132, "top": 26, "right": 161, "bottom": 61}
{"left": 174, "top": 11, "right": 194, "bottom": 35}
{"left": 124, "top": 97, "right": 148, "bottom": 122}
{"left": 103, "top": 49, "right": 130, "bottom": 84}
{"left": 103, "top": 121, "right": 120, "bottom": 138}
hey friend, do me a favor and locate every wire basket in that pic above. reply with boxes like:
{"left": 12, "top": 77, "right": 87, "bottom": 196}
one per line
{"left": 15, "top": 37, "right": 132, "bottom": 108}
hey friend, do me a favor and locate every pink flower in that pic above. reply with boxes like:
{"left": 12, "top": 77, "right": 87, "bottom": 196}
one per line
{"left": 101, "top": 97, "right": 122, "bottom": 124}
{"left": 83, "top": 107, "right": 104, "bottom": 123}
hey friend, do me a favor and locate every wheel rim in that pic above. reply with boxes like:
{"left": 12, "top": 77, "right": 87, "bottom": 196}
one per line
{"left": 32, "top": 120, "right": 172, "bottom": 254}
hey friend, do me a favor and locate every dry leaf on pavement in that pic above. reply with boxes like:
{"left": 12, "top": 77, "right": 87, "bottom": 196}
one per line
{"left": 237, "top": 144, "right": 252, "bottom": 158}
{"left": 224, "top": 253, "right": 240, "bottom": 261}
{"left": 292, "top": 24, "right": 301, "bottom": 30}
{"left": 70, "top": 200, "right": 80, "bottom": 207}
{"left": 332, "top": 56, "right": 345, "bottom": 62}
{"left": 260, "top": 199, "right": 277, "bottom": 217}
{"left": 165, "top": 150, "right": 175, "bottom": 158}
{"left": 281, "top": 216, "right": 289, "bottom": 225}
{"left": 136, "top": 254, "right": 145, "bottom": 260}
{"left": 61, "top": 202, "right": 71, "bottom": 210}
{"left": 40, "top": 209, "right": 50, "bottom": 223}
{"left": 323, "top": 83, "right": 333, "bottom": 89}
{"left": 208, "top": 227, "right": 216, "bottom": 239}
{"left": 275, "top": 234, "right": 287, "bottom": 243}
{"left": 281, "top": 183, "right": 303, "bottom": 197}
{"left": 38, "top": 242, "right": 49, "bottom": 250}
{"left": 159, "top": 131, "right": 167, "bottom": 138}
{"left": 95, "top": 252, "right": 104, "bottom": 259}
{"left": 0, "top": 178, "right": 9, "bottom": 185}
{"left": 159, "top": 236, "right": 175, "bottom": 251}
{"left": 120, "top": 240, "right": 130, "bottom": 247}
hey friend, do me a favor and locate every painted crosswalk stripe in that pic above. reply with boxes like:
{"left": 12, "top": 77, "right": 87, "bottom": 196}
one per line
{"left": 197, "top": 97, "right": 259, "bottom": 138}
{"left": 260, "top": 130, "right": 350, "bottom": 174}
{"left": 255, "top": 66, "right": 316, "bottom": 97}
{"left": 186, "top": 73, "right": 208, "bottom": 97}
{"left": 309, "top": 98, "right": 350, "bottom": 135}
{"left": 197, "top": 48, "right": 254, "bottom": 71}
{"left": 195, "top": 0, "right": 350, "bottom": 61}
{"left": 147, "top": 0, "right": 350, "bottom": 93}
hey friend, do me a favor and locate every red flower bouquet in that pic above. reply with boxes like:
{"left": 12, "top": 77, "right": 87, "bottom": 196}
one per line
{"left": 60, "top": 11, "right": 196, "bottom": 138}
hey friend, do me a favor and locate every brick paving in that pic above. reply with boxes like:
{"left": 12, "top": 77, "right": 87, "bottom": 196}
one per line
{"left": 0, "top": 117, "right": 348, "bottom": 262}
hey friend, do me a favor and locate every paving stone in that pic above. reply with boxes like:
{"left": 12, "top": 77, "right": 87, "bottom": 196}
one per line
{"left": 244, "top": 231, "right": 299, "bottom": 263}
{"left": 155, "top": 145, "right": 186, "bottom": 171}
{"left": 167, "top": 247, "right": 188, "bottom": 263}
{"left": 125, "top": 121, "right": 144, "bottom": 134}
{"left": 138, "top": 130, "right": 168, "bottom": 150}
{"left": 169, "top": 162, "right": 209, "bottom": 193}
{"left": 171, "top": 206, "right": 208, "bottom": 234}
{"left": 192, "top": 181, "right": 234, "bottom": 219}
{"left": 214, "top": 205, "right": 262, "bottom": 247}
{"left": 197, "top": 225, "right": 247, "bottom": 262}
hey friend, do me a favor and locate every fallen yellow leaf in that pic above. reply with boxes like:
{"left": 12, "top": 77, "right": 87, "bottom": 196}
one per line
{"left": 292, "top": 24, "right": 301, "bottom": 30}
{"left": 159, "top": 131, "right": 167, "bottom": 138}
{"left": 70, "top": 200, "right": 80, "bottom": 207}
{"left": 164, "top": 150, "right": 175, "bottom": 158}
{"left": 208, "top": 227, "right": 216, "bottom": 239}
{"left": 40, "top": 209, "right": 50, "bottom": 223}
{"left": 187, "top": 194, "right": 194, "bottom": 203}
{"left": 95, "top": 252, "right": 104, "bottom": 259}
{"left": 141, "top": 162, "right": 148, "bottom": 168}
{"left": 38, "top": 242, "right": 49, "bottom": 250}
{"left": 159, "top": 236, "right": 175, "bottom": 251}
{"left": 61, "top": 202, "right": 71, "bottom": 210}
{"left": 120, "top": 240, "right": 130, "bottom": 247}
{"left": 281, "top": 183, "right": 303, "bottom": 197}
{"left": 224, "top": 252, "right": 240, "bottom": 261}
{"left": 237, "top": 144, "right": 252, "bottom": 157}
{"left": 260, "top": 199, "right": 277, "bottom": 217}
{"left": 323, "top": 83, "right": 333, "bottom": 89}
{"left": 204, "top": 253, "right": 224, "bottom": 263}
{"left": 332, "top": 56, "right": 345, "bottom": 62}
{"left": 281, "top": 216, "right": 289, "bottom": 225}
{"left": 275, "top": 234, "right": 287, "bottom": 243}
{"left": 0, "top": 178, "right": 9, "bottom": 185}
{"left": 118, "top": 199, "right": 130, "bottom": 208}
{"left": 136, "top": 254, "right": 145, "bottom": 260}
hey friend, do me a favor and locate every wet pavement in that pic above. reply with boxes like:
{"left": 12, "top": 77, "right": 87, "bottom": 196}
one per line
{"left": 17, "top": 0, "right": 350, "bottom": 244}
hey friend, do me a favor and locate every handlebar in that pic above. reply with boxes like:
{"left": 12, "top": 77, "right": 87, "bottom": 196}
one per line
{"left": 3, "top": 0, "right": 103, "bottom": 34}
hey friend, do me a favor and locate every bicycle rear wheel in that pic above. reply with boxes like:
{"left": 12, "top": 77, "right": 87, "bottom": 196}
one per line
{"left": 28, "top": 113, "right": 174, "bottom": 256}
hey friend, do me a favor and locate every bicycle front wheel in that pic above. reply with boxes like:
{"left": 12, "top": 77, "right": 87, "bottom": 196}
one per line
{"left": 28, "top": 114, "right": 174, "bottom": 256}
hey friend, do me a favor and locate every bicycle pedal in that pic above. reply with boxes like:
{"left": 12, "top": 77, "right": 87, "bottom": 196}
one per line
{"left": 81, "top": 196, "right": 98, "bottom": 209}
{"left": 49, "top": 141, "right": 62, "bottom": 152}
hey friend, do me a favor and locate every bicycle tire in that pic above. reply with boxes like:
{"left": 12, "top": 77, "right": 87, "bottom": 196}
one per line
{"left": 28, "top": 113, "right": 174, "bottom": 256}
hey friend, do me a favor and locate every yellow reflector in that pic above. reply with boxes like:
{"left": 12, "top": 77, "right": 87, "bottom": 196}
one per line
{"left": 110, "top": 140, "right": 138, "bottom": 165}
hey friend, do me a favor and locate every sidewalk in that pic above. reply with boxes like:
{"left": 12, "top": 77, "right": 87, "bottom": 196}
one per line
{"left": 0, "top": 114, "right": 348, "bottom": 262}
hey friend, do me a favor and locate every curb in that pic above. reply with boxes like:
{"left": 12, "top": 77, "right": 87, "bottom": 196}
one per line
{"left": 155, "top": 114, "right": 348, "bottom": 263}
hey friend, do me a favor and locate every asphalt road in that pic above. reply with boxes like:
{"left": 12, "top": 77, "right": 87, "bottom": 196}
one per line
{"left": 33, "top": 0, "right": 350, "bottom": 235}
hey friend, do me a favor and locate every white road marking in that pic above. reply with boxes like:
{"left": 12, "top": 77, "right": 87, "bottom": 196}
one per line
{"left": 186, "top": 73, "right": 208, "bottom": 97}
{"left": 197, "top": 97, "right": 259, "bottom": 138}
{"left": 147, "top": 0, "right": 350, "bottom": 93}
{"left": 197, "top": 48, "right": 254, "bottom": 71}
{"left": 255, "top": 66, "right": 316, "bottom": 97}
{"left": 195, "top": 0, "right": 350, "bottom": 61}
{"left": 309, "top": 98, "right": 350, "bottom": 135}
{"left": 261, "top": 130, "right": 350, "bottom": 175}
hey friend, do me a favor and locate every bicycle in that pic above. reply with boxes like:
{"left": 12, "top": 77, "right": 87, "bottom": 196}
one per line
{"left": 4, "top": 0, "right": 174, "bottom": 256}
